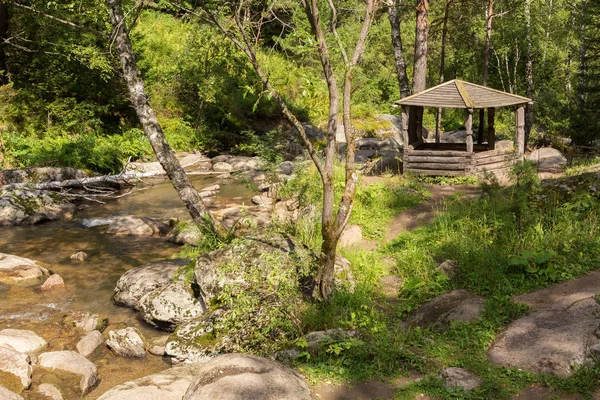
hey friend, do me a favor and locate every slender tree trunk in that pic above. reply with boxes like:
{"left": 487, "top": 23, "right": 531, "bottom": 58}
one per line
{"left": 524, "top": 0, "right": 534, "bottom": 147}
{"left": 412, "top": 0, "right": 429, "bottom": 93}
{"left": 0, "top": 2, "right": 8, "bottom": 85}
{"left": 479, "top": 0, "right": 494, "bottom": 144}
{"left": 106, "top": 0, "right": 213, "bottom": 227}
{"left": 387, "top": 0, "right": 410, "bottom": 98}
{"left": 578, "top": 1, "right": 587, "bottom": 109}
{"left": 435, "top": 0, "right": 451, "bottom": 143}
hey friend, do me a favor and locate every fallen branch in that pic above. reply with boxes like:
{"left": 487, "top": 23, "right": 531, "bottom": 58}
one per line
{"left": 1, "top": 171, "right": 161, "bottom": 191}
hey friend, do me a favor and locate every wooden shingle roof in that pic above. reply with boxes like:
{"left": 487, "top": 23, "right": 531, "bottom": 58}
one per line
{"left": 394, "top": 79, "right": 532, "bottom": 109}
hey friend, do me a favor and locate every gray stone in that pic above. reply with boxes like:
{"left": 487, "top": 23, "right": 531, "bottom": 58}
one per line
{"left": 436, "top": 260, "right": 459, "bottom": 280}
{"left": 278, "top": 161, "right": 295, "bottom": 175}
{"left": 168, "top": 223, "right": 203, "bottom": 246}
{"left": 0, "top": 189, "right": 76, "bottom": 226}
{"left": 339, "top": 225, "right": 363, "bottom": 248}
{"left": 70, "top": 252, "right": 88, "bottom": 262}
{"left": 0, "top": 254, "right": 49, "bottom": 284}
{"left": 495, "top": 140, "right": 514, "bottom": 150}
{"left": 105, "top": 216, "right": 172, "bottom": 237}
{"left": 182, "top": 353, "right": 311, "bottom": 400}
{"left": 303, "top": 329, "right": 354, "bottom": 356}
{"left": 251, "top": 195, "right": 275, "bottom": 207}
{"left": 226, "top": 156, "right": 260, "bottom": 172}
{"left": 76, "top": 330, "right": 103, "bottom": 358}
{"left": 106, "top": 327, "right": 146, "bottom": 358}
{"left": 211, "top": 155, "right": 233, "bottom": 164}
{"left": 40, "top": 274, "right": 65, "bottom": 291}
{"left": 0, "top": 167, "right": 86, "bottom": 186}
{"left": 0, "top": 329, "right": 47, "bottom": 354}
{"left": 139, "top": 282, "right": 206, "bottom": 332}
{"left": 212, "top": 162, "right": 234, "bottom": 173}
{"left": 113, "top": 259, "right": 188, "bottom": 309}
{"left": 0, "top": 385, "right": 24, "bottom": 400}
{"left": 147, "top": 335, "right": 169, "bottom": 356}
{"left": 97, "top": 364, "right": 204, "bottom": 400}
{"left": 363, "top": 155, "right": 403, "bottom": 176}
{"left": 405, "top": 290, "right": 486, "bottom": 330}
{"left": 38, "top": 351, "right": 97, "bottom": 394}
{"left": 440, "top": 367, "right": 481, "bottom": 391}
{"left": 488, "top": 297, "right": 600, "bottom": 377}
{"left": 374, "top": 114, "right": 404, "bottom": 144}
{"left": 527, "top": 147, "right": 567, "bottom": 171}
{"left": 64, "top": 311, "right": 106, "bottom": 333}
{"left": 0, "top": 346, "right": 32, "bottom": 390}
{"left": 36, "top": 383, "right": 63, "bottom": 400}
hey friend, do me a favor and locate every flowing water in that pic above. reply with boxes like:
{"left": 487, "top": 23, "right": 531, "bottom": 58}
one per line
{"left": 0, "top": 175, "right": 255, "bottom": 398}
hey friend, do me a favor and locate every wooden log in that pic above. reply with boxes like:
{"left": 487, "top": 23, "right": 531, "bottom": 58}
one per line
{"left": 405, "top": 156, "right": 467, "bottom": 163}
{"left": 488, "top": 107, "right": 496, "bottom": 150}
{"left": 406, "top": 168, "right": 466, "bottom": 176}
{"left": 515, "top": 105, "right": 525, "bottom": 156}
{"left": 405, "top": 150, "right": 468, "bottom": 157}
{"left": 476, "top": 154, "right": 516, "bottom": 165}
{"left": 405, "top": 162, "right": 466, "bottom": 170}
{"left": 401, "top": 106, "right": 409, "bottom": 152}
{"left": 465, "top": 109, "right": 474, "bottom": 154}
{"left": 474, "top": 147, "right": 515, "bottom": 159}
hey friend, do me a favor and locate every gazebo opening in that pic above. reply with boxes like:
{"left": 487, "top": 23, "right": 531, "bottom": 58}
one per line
{"left": 395, "top": 79, "right": 532, "bottom": 177}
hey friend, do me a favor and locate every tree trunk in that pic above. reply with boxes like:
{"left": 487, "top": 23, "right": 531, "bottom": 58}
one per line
{"left": 435, "top": 0, "right": 451, "bottom": 142}
{"left": 387, "top": 0, "right": 410, "bottom": 98}
{"left": 524, "top": 0, "right": 534, "bottom": 148}
{"left": 479, "top": 0, "right": 494, "bottom": 145}
{"left": 106, "top": 0, "right": 212, "bottom": 227}
{"left": 0, "top": 2, "right": 8, "bottom": 85}
{"left": 412, "top": 0, "right": 429, "bottom": 93}
{"left": 578, "top": 1, "right": 587, "bottom": 109}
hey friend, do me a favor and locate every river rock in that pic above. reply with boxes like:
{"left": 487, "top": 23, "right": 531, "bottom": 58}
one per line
{"left": 36, "top": 383, "right": 64, "bottom": 400}
{"left": 0, "top": 189, "right": 76, "bottom": 226}
{"left": 0, "top": 385, "right": 24, "bottom": 400}
{"left": 139, "top": 282, "right": 206, "bottom": 332}
{"left": 147, "top": 335, "right": 169, "bottom": 356}
{"left": 440, "top": 367, "right": 481, "bottom": 391}
{"left": 40, "top": 274, "right": 65, "bottom": 291}
{"left": 226, "top": 156, "right": 260, "bottom": 172}
{"left": 63, "top": 311, "right": 106, "bottom": 333}
{"left": 0, "top": 167, "right": 87, "bottom": 186}
{"left": 70, "top": 251, "right": 88, "bottom": 262}
{"left": 168, "top": 223, "right": 203, "bottom": 246}
{"left": 38, "top": 351, "right": 97, "bottom": 394}
{"left": 113, "top": 259, "right": 188, "bottom": 309}
{"left": 211, "top": 155, "right": 233, "bottom": 164}
{"left": 339, "top": 224, "right": 363, "bottom": 247}
{"left": 0, "top": 329, "right": 47, "bottom": 354}
{"left": 76, "top": 330, "right": 103, "bottom": 358}
{"left": 106, "top": 327, "right": 146, "bottom": 358}
{"left": 104, "top": 215, "right": 172, "bottom": 237}
{"left": 0, "top": 346, "right": 32, "bottom": 390}
{"left": 404, "top": 290, "right": 486, "bottom": 331}
{"left": 182, "top": 353, "right": 311, "bottom": 400}
{"left": 251, "top": 195, "right": 275, "bottom": 207}
{"left": 527, "top": 147, "right": 567, "bottom": 172}
{"left": 97, "top": 364, "right": 204, "bottom": 400}
{"left": 0, "top": 253, "right": 49, "bottom": 284}
{"left": 212, "top": 162, "right": 234, "bottom": 173}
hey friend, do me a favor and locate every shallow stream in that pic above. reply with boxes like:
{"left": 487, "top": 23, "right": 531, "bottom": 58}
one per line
{"left": 0, "top": 175, "right": 254, "bottom": 398}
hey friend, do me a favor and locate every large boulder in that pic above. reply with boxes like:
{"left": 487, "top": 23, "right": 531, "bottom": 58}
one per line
{"left": 0, "top": 385, "right": 24, "bottom": 400}
{"left": 0, "top": 329, "right": 47, "bottom": 353}
{"left": 0, "top": 167, "right": 87, "bottom": 186}
{"left": 0, "top": 254, "right": 49, "bottom": 284}
{"left": 182, "top": 353, "right": 311, "bottom": 400}
{"left": 106, "top": 327, "right": 146, "bottom": 358}
{"left": 374, "top": 114, "right": 404, "bottom": 145}
{"left": 168, "top": 223, "right": 203, "bottom": 246}
{"left": 404, "top": 290, "right": 486, "bottom": 331}
{"left": 226, "top": 156, "right": 260, "bottom": 172}
{"left": 126, "top": 153, "right": 212, "bottom": 174}
{"left": 0, "top": 189, "right": 76, "bottom": 226}
{"left": 0, "top": 346, "right": 32, "bottom": 390}
{"left": 38, "top": 351, "right": 97, "bottom": 394}
{"left": 104, "top": 215, "right": 172, "bottom": 237}
{"left": 113, "top": 259, "right": 188, "bottom": 309}
{"left": 139, "top": 282, "right": 206, "bottom": 332}
{"left": 527, "top": 147, "right": 567, "bottom": 172}
{"left": 97, "top": 364, "right": 204, "bottom": 400}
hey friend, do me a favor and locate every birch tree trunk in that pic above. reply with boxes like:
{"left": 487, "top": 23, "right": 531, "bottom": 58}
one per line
{"left": 412, "top": 0, "right": 429, "bottom": 94}
{"left": 106, "top": 0, "right": 212, "bottom": 226}
{"left": 387, "top": 0, "right": 410, "bottom": 98}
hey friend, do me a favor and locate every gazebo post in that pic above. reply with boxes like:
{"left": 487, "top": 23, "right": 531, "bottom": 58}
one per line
{"left": 401, "top": 105, "right": 409, "bottom": 150}
{"left": 487, "top": 107, "right": 496, "bottom": 150}
{"left": 465, "top": 109, "right": 474, "bottom": 154}
{"left": 515, "top": 105, "right": 525, "bottom": 157}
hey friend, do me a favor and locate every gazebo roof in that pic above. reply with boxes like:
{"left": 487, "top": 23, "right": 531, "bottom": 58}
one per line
{"left": 395, "top": 79, "right": 532, "bottom": 109}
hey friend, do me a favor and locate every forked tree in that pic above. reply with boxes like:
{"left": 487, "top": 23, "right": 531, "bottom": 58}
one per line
{"left": 173, "top": 0, "right": 378, "bottom": 300}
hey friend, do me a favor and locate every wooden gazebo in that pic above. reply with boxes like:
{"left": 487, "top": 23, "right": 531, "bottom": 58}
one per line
{"left": 395, "top": 79, "right": 533, "bottom": 177}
